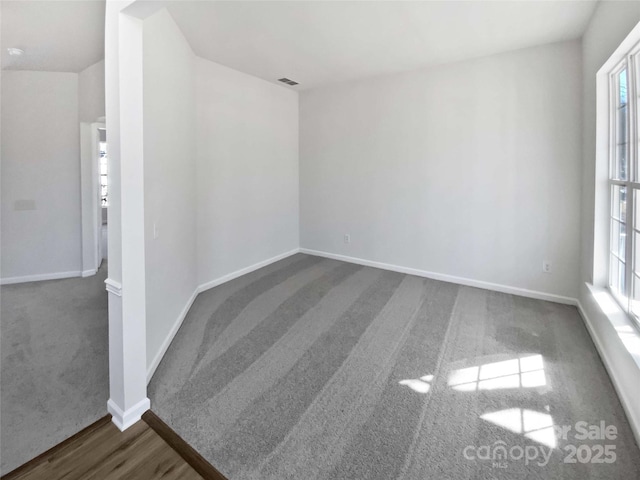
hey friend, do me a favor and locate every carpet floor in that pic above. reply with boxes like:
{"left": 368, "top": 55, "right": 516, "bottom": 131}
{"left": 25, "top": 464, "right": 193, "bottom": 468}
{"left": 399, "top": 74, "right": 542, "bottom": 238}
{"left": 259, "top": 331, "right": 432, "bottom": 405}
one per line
{"left": 149, "top": 253, "right": 640, "bottom": 479}
{"left": 1, "top": 264, "right": 109, "bottom": 475}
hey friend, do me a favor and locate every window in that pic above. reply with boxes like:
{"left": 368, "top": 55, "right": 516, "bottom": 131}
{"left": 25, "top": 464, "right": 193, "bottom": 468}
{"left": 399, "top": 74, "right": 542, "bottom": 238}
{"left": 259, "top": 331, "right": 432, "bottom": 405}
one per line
{"left": 100, "top": 140, "right": 108, "bottom": 207}
{"left": 608, "top": 44, "right": 640, "bottom": 324}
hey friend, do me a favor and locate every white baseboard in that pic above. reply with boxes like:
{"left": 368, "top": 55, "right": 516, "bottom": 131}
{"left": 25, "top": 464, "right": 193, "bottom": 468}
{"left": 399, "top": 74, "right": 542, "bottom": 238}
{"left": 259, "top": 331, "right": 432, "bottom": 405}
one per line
{"left": 145, "top": 248, "right": 301, "bottom": 384}
{"left": 575, "top": 300, "right": 640, "bottom": 445}
{"left": 107, "top": 397, "right": 150, "bottom": 431}
{"left": 0, "top": 270, "right": 82, "bottom": 285}
{"left": 82, "top": 269, "right": 97, "bottom": 278}
{"left": 299, "top": 248, "right": 577, "bottom": 306}
{"left": 146, "top": 288, "right": 199, "bottom": 384}
{"left": 197, "top": 248, "right": 301, "bottom": 293}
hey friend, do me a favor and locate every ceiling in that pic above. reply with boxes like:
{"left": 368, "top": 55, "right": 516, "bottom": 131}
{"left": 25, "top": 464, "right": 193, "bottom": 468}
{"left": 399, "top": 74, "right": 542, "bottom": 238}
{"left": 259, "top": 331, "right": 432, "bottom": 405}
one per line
{"left": 1, "top": 0, "right": 106, "bottom": 73}
{"left": 165, "top": 0, "right": 598, "bottom": 90}
{"left": 0, "top": 1, "right": 598, "bottom": 86}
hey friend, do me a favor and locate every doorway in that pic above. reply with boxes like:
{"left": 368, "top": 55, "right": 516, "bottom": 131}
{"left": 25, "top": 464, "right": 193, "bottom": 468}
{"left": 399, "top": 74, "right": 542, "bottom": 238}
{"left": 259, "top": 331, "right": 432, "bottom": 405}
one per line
{"left": 99, "top": 128, "right": 108, "bottom": 263}
{"left": 81, "top": 122, "right": 107, "bottom": 276}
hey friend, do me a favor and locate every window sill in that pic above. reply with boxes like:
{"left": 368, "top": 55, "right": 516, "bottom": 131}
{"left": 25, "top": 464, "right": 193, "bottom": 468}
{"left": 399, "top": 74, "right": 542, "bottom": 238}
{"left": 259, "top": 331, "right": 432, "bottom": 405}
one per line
{"left": 585, "top": 283, "right": 640, "bottom": 371}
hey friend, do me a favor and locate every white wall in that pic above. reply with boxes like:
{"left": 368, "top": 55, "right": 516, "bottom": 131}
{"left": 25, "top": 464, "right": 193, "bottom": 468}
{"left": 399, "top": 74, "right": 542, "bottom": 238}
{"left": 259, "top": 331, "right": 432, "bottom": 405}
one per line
{"left": 142, "top": 9, "right": 198, "bottom": 369}
{"left": 300, "top": 40, "right": 582, "bottom": 299}
{"left": 1, "top": 71, "right": 82, "bottom": 281}
{"left": 79, "top": 60, "right": 106, "bottom": 123}
{"left": 196, "top": 57, "right": 299, "bottom": 285}
{"left": 578, "top": 1, "right": 640, "bottom": 442}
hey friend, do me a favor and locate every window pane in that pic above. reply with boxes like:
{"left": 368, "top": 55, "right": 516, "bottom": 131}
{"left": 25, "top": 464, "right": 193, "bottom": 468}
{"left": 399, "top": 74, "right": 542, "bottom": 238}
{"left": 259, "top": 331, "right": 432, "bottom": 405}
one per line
{"left": 632, "top": 273, "right": 640, "bottom": 318}
{"left": 611, "top": 218, "right": 626, "bottom": 259}
{"left": 609, "top": 67, "right": 633, "bottom": 303}
{"left": 634, "top": 191, "right": 640, "bottom": 316}
{"left": 610, "top": 254, "right": 626, "bottom": 297}
{"left": 635, "top": 190, "right": 640, "bottom": 228}
{"left": 618, "top": 104, "right": 628, "bottom": 145}
{"left": 613, "top": 256, "right": 626, "bottom": 297}
{"left": 635, "top": 231, "right": 640, "bottom": 277}
{"left": 619, "top": 68, "right": 627, "bottom": 106}
{"left": 614, "top": 68, "right": 628, "bottom": 180}
{"left": 612, "top": 185, "right": 627, "bottom": 221}
{"left": 610, "top": 253, "right": 619, "bottom": 290}
{"left": 616, "top": 144, "right": 628, "bottom": 182}
{"left": 637, "top": 57, "right": 640, "bottom": 183}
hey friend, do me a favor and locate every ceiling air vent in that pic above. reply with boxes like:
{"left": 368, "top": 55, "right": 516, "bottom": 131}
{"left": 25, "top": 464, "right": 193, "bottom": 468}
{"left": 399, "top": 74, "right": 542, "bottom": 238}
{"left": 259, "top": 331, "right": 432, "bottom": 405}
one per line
{"left": 278, "top": 77, "right": 299, "bottom": 86}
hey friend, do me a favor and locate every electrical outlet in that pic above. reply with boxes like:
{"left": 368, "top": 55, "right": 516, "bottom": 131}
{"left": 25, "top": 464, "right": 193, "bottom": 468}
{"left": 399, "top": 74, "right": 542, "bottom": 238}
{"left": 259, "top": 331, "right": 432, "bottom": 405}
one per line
{"left": 344, "top": 234, "right": 351, "bottom": 244}
{"left": 542, "top": 260, "right": 552, "bottom": 273}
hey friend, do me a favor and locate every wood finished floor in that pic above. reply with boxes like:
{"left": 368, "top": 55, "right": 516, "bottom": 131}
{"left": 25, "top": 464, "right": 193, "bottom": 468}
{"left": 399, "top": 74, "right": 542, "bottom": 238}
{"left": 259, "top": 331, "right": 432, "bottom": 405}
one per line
{"left": 2, "top": 411, "right": 227, "bottom": 480}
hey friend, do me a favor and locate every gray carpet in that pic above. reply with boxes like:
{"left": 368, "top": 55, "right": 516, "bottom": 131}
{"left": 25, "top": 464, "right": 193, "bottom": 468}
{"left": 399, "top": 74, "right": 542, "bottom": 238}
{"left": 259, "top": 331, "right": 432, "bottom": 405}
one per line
{"left": 149, "top": 254, "right": 640, "bottom": 479}
{"left": 0, "top": 264, "right": 109, "bottom": 475}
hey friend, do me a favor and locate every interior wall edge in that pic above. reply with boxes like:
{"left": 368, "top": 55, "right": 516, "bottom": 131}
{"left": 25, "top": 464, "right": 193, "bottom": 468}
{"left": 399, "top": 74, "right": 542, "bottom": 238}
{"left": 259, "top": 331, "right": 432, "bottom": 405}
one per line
{"left": 146, "top": 247, "right": 301, "bottom": 384}
{"left": 146, "top": 288, "right": 198, "bottom": 385}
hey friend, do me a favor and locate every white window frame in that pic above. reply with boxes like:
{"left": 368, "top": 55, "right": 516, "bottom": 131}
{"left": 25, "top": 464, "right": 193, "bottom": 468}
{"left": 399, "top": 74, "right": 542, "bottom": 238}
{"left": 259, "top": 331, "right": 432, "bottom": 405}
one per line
{"left": 607, "top": 41, "right": 640, "bottom": 327}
